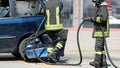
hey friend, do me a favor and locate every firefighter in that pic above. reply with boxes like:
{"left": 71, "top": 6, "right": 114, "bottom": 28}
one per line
{"left": 84, "top": 0, "right": 109, "bottom": 68}
{"left": 44, "top": 0, "right": 68, "bottom": 63}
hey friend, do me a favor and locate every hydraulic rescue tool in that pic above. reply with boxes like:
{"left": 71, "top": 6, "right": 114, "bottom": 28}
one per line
{"left": 23, "top": 16, "right": 82, "bottom": 66}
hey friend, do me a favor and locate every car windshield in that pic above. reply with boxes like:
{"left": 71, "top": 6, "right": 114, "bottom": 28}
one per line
{"left": 0, "top": 0, "right": 43, "bottom": 18}
{"left": 16, "top": 0, "right": 42, "bottom": 17}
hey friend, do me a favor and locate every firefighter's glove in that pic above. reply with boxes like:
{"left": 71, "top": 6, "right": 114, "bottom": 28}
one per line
{"left": 84, "top": 17, "right": 91, "bottom": 21}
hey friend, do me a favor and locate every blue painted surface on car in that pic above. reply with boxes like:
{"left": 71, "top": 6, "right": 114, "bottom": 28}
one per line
{"left": 0, "top": 15, "right": 45, "bottom": 53}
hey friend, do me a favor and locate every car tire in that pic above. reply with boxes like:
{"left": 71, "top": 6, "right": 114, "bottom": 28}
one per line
{"left": 19, "top": 38, "right": 30, "bottom": 61}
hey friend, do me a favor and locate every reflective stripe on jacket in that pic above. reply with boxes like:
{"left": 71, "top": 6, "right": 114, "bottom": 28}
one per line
{"left": 45, "top": 0, "right": 63, "bottom": 30}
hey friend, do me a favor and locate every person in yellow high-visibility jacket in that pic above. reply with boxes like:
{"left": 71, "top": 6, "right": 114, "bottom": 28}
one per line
{"left": 84, "top": 0, "right": 109, "bottom": 68}
{"left": 44, "top": 0, "right": 68, "bottom": 63}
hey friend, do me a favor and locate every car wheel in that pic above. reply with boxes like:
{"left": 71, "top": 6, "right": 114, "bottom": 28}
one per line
{"left": 19, "top": 38, "right": 30, "bottom": 61}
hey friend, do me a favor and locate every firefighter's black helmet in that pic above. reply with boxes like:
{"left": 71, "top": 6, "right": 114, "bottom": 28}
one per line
{"left": 92, "top": 0, "right": 104, "bottom": 6}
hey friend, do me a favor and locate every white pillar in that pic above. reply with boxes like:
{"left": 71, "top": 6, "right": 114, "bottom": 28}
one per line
{"left": 73, "top": 0, "right": 82, "bottom": 28}
{"left": 80, "top": 0, "right": 83, "bottom": 22}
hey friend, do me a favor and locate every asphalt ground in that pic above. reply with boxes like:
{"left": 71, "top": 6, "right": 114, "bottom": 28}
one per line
{"left": 0, "top": 28, "right": 120, "bottom": 68}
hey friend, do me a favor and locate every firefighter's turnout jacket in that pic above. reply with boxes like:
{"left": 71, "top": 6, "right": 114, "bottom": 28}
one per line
{"left": 45, "top": 0, "right": 63, "bottom": 31}
{"left": 91, "top": 5, "right": 109, "bottom": 38}
{"left": 44, "top": 0, "right": 68, "bottom": 55}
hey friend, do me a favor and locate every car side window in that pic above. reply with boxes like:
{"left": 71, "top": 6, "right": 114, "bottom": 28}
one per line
{"left": 0, "top": 0, "right": 10, "bottom": 18}
{"left": 16, "top": 0, "right": 42, "bottom": 17}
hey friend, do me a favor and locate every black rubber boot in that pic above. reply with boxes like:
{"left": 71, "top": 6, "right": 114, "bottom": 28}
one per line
{"left": 89, "top": 54, "right": 107, "bottom": 68}
{"left": 101, "top": 55, "right": 108, "bottom": 68}
{"left": 48, "top": 47, "right": 60, "bottom": 63}
{"left": 90, "top": 61, "right": 107, "bottom": 68}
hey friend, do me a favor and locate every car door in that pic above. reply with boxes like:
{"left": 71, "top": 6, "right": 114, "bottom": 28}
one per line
{"left": 0, "top": 0, "right": 17, "bottom": 52}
